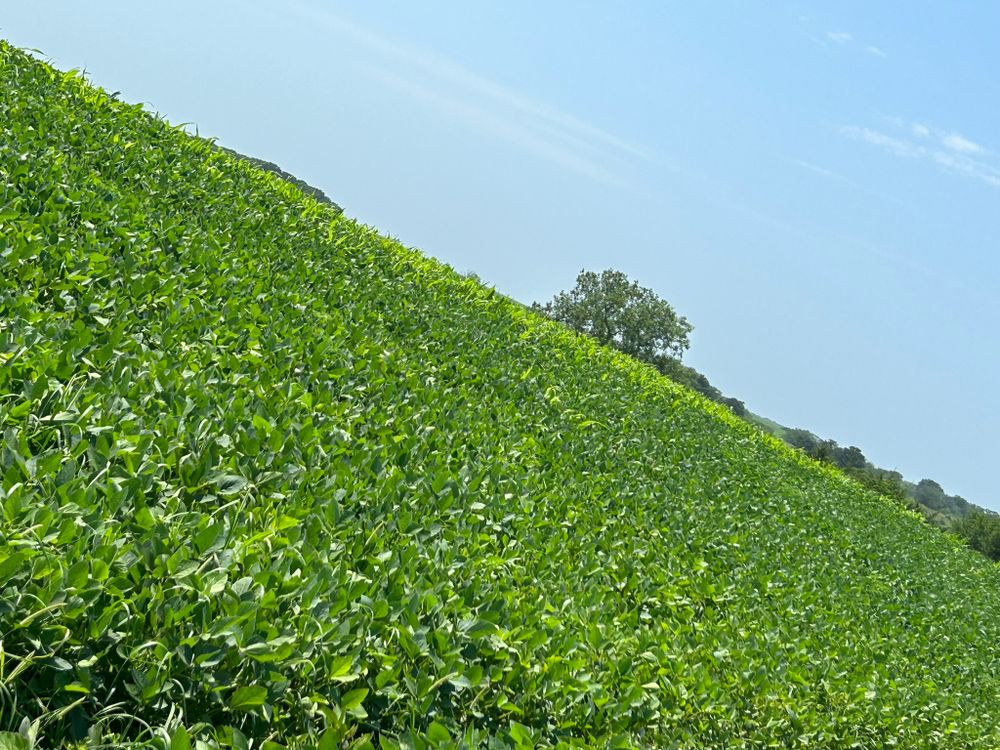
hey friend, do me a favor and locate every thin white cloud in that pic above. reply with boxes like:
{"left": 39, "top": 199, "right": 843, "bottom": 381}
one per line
{"left": 841, "top": 126, "right": 922, "bottom": 158}
{"left": 942, "top": 133, "right": 984, "bottom": 155}
{"left": 793, "top": 159, "right": 845, "bottom": 182}
{"left": 286, "top": 2, "right": 649, "bottom": 188}
{"left": 932, "top": 150, "right": 1000, "bottom": 187}
{"left": 356, "top": 64, "right": 629, "bottom": 189}
{"left": 798, "top": 15, "right": 883, "bottom": 58}
{"left": 842, "top": 120, "right": 1000, "bottom": 188}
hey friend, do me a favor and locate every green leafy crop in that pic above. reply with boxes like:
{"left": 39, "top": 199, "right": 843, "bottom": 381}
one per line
{"left": 2, "top": 42, "right": 1000, "bottom": 748}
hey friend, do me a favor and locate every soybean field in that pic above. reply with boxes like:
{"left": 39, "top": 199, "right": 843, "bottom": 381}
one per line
{"left": 3, "top": 43, "right": 1000, "bottom": 749}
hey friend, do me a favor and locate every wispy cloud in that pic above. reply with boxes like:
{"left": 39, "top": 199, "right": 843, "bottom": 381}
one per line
{"left": 841, "top": 126, "right": 921, "bottom": 158}
{"left": 357, "top": 65, "right": 629, "bottom": 188}
{"left": 287, "top": 3, "right": 648, "bottom": 187}
{"left": 942, "top": 133, "right": 984, "bottom": 155}
{"left": 841, "top": 120, "right": 1000, "bottom": 188}
{"left": 793, "top": 159, "right": 846, "bottom": 182}
{"left": 933, "top": 150, "right": 1000, "bottom": 187}
{"left": 801, "top": 17, "right": 885, "bottom": 58}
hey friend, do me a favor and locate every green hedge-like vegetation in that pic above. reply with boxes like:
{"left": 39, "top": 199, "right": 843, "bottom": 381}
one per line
{"left": 4, "top": 42, "right": 1000, "bottom": 748}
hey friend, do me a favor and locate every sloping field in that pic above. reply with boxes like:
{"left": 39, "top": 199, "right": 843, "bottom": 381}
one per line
{"left": 3, "top": 43, "right": 1000, "bottom": 749}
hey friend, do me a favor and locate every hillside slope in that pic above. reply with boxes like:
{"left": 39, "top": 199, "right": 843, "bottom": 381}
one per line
{"left": 4, "top": 43, "right": 1000, "bottom": 749}
{"left": 744, "top": 412, "right": 980, "bottom": 527}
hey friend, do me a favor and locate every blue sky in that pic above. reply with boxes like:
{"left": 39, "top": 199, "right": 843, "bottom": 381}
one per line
{"left": 5, "top": 2, "right": 999, "bottom": 509}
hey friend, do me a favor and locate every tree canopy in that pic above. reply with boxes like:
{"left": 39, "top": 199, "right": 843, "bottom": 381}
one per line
{"left": 533, "top": 269, "right": 693, "bottom": 361}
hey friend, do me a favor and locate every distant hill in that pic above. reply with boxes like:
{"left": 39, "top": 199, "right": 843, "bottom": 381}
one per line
{"left": 7, "top": 41, "right": 1000, "bottom": 747}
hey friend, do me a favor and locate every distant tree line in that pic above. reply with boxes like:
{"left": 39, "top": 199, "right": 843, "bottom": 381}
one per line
{"left": 780, "top": 428, "right": 914, "bottom": 506}
{"left": 217, "top": 146, "right": 342, "bottom": 212}
{"left": 783, "top": 429, "right": 867, "bottom": 470}
{"left": 654, "top": 357, "right": 748, "bottom": 417}
{"left": 907, "top": 478, "right": 973, "bottom": 519}
{"left": 952, "top": 510, "right": 1000, "bottom": 561}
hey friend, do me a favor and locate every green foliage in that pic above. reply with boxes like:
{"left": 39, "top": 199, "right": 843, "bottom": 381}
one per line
{"left": 909, "top": 478, "right": 973, "bottom": 518}
{"left": 533, "top": 269, "right": 692, "bottom": 361}
{"left": 842, "top": 467, "right": 909, "bottom": 505}
{"left": 5, "top": 41, "right": 1000, "bottom": 748}
{"left": 757, "top": 419, "right": 981, "bottom": 528}
{"left": 952, "top": 510, "right": 1000, "bottom": 561}
{"left": 783, "top": 429, "right": 867, "bottom": 471}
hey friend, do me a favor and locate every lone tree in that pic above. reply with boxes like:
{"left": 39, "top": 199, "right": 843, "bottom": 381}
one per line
{"left": 533, "top": 269, "right": 693, "bottom": 362}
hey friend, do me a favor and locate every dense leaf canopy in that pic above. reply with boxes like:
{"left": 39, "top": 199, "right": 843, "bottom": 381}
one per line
{"left": 4, "top": 43, "right": 1000, "bottom": 749}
